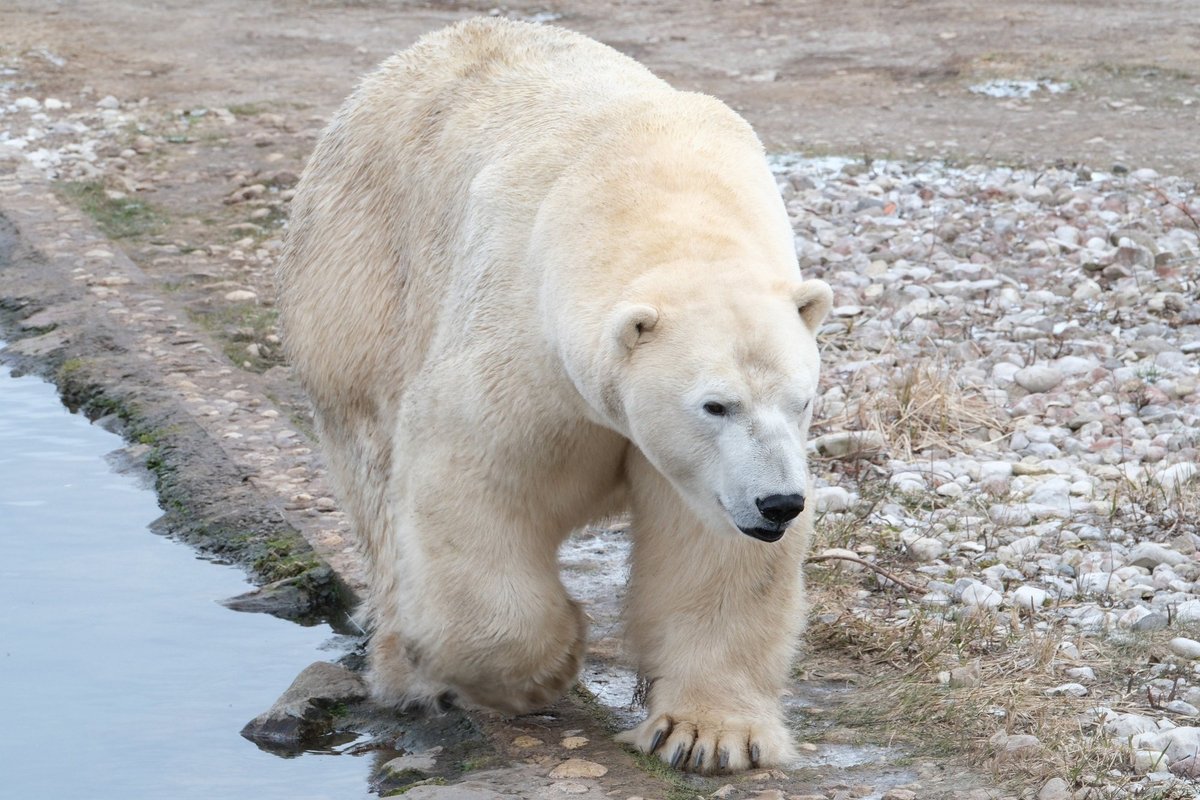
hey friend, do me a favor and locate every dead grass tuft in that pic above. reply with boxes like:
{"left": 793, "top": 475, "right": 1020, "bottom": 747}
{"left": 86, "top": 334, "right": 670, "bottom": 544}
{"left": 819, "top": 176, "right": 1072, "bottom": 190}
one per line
{"left": 805, "top": 578, "right": 1200, "bottom": 796}
{"left": 819, "top": 356, "right": 1009, "bottom": 460}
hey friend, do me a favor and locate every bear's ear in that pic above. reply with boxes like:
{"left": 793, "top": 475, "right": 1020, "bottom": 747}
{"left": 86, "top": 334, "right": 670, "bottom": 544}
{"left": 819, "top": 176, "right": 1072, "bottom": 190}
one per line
{"left": 609, "top": 302, "right": 659, "bottom": 353}
{"left": 792, "top": 279, "right": 833, "bottom": 334}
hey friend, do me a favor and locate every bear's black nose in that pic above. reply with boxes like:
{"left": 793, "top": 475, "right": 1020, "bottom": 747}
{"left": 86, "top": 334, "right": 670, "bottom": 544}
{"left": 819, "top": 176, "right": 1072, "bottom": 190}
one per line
{"left": 756, "top": 493, "right": 805, "bottom": 525}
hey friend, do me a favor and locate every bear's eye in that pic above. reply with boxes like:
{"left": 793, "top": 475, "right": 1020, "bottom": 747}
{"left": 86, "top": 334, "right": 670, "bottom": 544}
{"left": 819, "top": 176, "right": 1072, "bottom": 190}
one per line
{"left": 703, "top": 401, "right": 728, "bottom": 417}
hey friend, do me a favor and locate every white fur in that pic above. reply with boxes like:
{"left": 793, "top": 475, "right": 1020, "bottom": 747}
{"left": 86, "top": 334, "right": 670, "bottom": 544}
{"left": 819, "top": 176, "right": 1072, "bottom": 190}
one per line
{"left": 277, "top": 18, "right": 832, "bottom": 773}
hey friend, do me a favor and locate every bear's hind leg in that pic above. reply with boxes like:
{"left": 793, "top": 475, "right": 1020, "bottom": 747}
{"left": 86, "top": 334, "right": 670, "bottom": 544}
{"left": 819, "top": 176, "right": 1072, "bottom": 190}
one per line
{"left": 387, "top": 497, "right": 588, "bottom": 716}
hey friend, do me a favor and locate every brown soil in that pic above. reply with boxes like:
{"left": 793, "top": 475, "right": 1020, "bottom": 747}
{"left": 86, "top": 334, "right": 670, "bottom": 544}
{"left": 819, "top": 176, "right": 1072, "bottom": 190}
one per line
{"left": 4, "top": 0, "right": 1199, "bottom": 174}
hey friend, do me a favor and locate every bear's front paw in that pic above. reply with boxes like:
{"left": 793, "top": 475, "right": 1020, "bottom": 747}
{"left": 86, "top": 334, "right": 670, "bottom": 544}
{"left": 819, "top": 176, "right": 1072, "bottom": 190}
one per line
{"left": 616, "top": 710, "right": 795, "bottom": 773}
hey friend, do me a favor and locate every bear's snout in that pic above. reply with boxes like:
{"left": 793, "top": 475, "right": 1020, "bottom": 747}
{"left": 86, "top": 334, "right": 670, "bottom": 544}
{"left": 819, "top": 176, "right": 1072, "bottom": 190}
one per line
{"left": 755, "top": 493, "right": 805, "bottom": 525}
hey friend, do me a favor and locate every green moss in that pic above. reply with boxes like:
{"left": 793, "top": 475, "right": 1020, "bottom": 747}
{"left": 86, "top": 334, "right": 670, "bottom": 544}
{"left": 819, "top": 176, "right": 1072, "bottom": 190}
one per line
{"left": 226, "top": 102, "right": 268, "bottom": 117}
{"left": 383, "top": 777, "right": 447, "bottom": 796}
{"left": 56, "top": 180, "right": 165, "bottom": 239}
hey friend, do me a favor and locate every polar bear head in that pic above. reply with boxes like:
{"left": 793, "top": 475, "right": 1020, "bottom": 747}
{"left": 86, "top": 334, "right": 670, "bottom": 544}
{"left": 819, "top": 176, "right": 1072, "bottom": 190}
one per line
{"left": 609, "top": 278, "right": 833, "bottom": 542}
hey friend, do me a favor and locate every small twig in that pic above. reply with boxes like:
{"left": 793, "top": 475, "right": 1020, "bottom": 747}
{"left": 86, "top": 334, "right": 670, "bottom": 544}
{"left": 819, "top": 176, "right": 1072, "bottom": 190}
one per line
{"left": 1148, "top": 184, "right": 1200, "bottom": 230}
{"left": 806, "top": 553, "right": 927, "bottom": 595}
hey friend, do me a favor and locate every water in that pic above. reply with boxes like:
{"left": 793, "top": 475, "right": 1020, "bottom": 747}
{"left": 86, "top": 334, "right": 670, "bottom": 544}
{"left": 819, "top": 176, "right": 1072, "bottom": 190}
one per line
{"left": 0, "top": 360, "right": 375, "bottom": 799}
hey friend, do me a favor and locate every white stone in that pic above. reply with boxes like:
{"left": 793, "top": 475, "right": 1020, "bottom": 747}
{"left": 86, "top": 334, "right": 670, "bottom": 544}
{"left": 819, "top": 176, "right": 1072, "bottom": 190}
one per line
{"left": 1011, "top": 585, "right": 1048, "bottom": 610}
{"left": 1154, "top": 463, "right": 1198, "bottom": 497}
{"left": 1063, "top": 666, "right": 1095, "bottom": 682}
{"left": 907, "top": 537, "right": 946, "bottom": 562}
{"left": 96, "top": 94, "right": 121, "bottom": 110}
{"left": 1169, "top": 638, "right": 1200, "bottom": 659}
{"left": 960, "top": 582, "right": 1002, "bottom": 610}
{"left": 1044, "top": 682, "right": 1088, "bottom": 697}
{"left": 1128, "top": 542, "right": 1187, "bottom": 569}
{"left": 224, "top": 289, "right": 259, "bottom": 303}
{"left": 1015, "top": 365, "right": 1063, "bottom": 393}
{"left": 815, "top": 486, "right": 855, "bottom": 513}
{"left": 935, "top": 481, "right": 963, "bottom": 498}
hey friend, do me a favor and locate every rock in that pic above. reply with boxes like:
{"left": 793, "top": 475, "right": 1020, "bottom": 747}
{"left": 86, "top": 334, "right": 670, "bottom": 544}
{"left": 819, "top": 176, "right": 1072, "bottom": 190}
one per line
{"left": 552, "top": 783, "right": 589, "bottom": 795}
{"left": 512, "top": 735, "right": 543, "bottom": 748}
{"left": 1011, "top": 585, "right": 1048, "bottom": 611}
{"left": 960, "top": 582, "right": 1002, "bottom": 610}
{"left": 1133, "top": 749, "right": 1169, "bottom": 774}
{"left": 1015, "top": 365, "right": 1063, "bottom": 393}
{"left": 221, "top": 568, "right": 334, "bottom": 619}
{"left": 548, "top": 759, "right": 608, "bottom": 779}
{"left": 1064, "top": 666, "right": 1095, "bottom": 682}
{"left": 403, "top": 786, "right": 506, "bottom": 800}
{"left": 1044, "top": 683, "right": 1088, "bottom": 697}
{"left": 1101, "top": 711, "right": 1159, "bottom": 739}
{"left": 907, "top": 536, "right": 946, "bottom": 562}
{"left": 991, "top": 732, "right": 1041, "bottom": 760}
{"left": 811, "top": 431, "right": 887, "bottom": 458}
{"left": 935, "top": 481, "right": 963, "bottom": 498}
{"left": 240, "top": 661, "right": 367, "bottom": 745}
{"left": 1170, "top": 754, "right": 1200, "bottom": 778}
{"left": 1155, "top": 463, "right": 1198, "bottom": 497}
{"left": 882, "top": 791, "right": 918, "bottom": 800}
{"left": 1132, "top": 726, "right": 1200, "bottom": 763}
{"left": 949, "top": 661, "right": 982, "bottom": 688}
{"left": 1170, "top": 638, "right": 1200, "bottom": 659}
{"left": 1131, "top": 612, "right": 1168, "bottom": 632}
{"left": 815, "top": 485, "right": 855, "bottom": 512}
{"left": 382, "top": 751, "right": 439, "bottom": 775}
{"left": 1037, "top": 777, "right": 1071, "bottom": 800}
{"left": 560, "top": 736, "right": 588, "bottom": 749}
{"left": 1165, "top": 700, "right": 1199, "bottom": 717}
{"left": 1127, "top": 542, "right": 1187, "bottom": 569}
{"left": 224, "top": 289, "right": 259, "bottom": 303}
{"left": 96, "top": 94, "right": 120, "bottom": 110}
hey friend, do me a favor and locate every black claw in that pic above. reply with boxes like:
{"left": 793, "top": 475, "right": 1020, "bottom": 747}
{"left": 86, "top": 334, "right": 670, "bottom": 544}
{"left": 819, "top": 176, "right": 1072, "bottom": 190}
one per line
{"left": 691, "top": 746, "right": 706, "bottom": 771}
{"left": 750, "top": 742, "right": 761, "bottom": 767}
{"left": 649, "top": 728, "right": 667, "bottom": 754}
{"left": 717, "top": 748, "right": 730, "bottom": 770}
{"left": 669, "top": 743, "right": 687, "bottom": 770}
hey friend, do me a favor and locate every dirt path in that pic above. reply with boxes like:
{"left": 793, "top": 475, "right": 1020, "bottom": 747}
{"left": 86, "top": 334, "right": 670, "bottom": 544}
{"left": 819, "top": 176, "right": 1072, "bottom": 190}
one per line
{"left": 4, "top": 0, "right": 1199, "bottom": 174}
{"left": 2, "top": 2, "right": 1199, "bottom": 799}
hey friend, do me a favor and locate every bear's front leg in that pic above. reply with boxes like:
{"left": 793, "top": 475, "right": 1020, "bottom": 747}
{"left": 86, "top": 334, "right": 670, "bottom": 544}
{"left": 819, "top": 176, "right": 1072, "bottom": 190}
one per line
{"left": 617, "top": 452, "right": 810, "bottom": 773}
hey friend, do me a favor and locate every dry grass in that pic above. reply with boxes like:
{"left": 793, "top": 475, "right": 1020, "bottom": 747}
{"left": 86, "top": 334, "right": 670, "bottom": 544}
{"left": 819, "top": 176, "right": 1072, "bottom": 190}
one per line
{"left": 803, "top": 577, "right": 1200, "bottom": 797}
{"left": 818, "top": 356, "right": 1009, "bottom": 460}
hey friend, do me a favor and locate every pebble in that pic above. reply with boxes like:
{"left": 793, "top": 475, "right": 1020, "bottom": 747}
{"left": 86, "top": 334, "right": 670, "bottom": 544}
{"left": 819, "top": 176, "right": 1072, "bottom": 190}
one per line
{"left": 512, "top": 735, "right": 543, "bottom": 748}
{"left": 1037, "top": 777, "right": 1071, "bottom": 800}
{"left": 1015, "top": 365, "right": 1064, "bottom": 393}
{"left": 1169, "top": 638, "right": 1200, "bottom": 659}
{"left": 1011, "top": 585, "right": 1048, "bottom": 611}
{"left": 547, "top": 759, "right": 608, "bottom": 779}
{"left": 907, "top": 536, "right": 946, "bottom": 562}
{"left": 815, "top": 485, "right": 856, "bottom": 513}
{"left": 1128, "top": 542, "right": 1187, "bottom": 569}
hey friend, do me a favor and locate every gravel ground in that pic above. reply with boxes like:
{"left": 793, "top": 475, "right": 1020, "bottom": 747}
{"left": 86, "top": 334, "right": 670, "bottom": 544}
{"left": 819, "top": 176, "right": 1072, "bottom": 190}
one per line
{"left": 4, "top": 38, "right": 1200, "bottom": 800}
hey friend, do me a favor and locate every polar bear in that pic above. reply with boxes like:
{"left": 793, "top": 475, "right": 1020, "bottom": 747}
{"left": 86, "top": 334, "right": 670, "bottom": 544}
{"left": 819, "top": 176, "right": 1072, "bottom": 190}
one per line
{"left": 277, "top": 18, "right": 831, "bottom": 773}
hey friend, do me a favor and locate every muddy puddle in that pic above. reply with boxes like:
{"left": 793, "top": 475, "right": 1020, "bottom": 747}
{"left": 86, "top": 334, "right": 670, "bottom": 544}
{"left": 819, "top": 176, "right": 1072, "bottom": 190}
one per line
{"left": 0, "top": 359, "right": 377, "bottom": 799}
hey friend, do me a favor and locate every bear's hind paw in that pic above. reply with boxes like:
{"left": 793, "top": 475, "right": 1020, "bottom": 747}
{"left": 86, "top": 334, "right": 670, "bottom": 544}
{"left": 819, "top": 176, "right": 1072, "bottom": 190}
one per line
{"left": 616, "top": 712, "right": 795, "bottom": 774}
